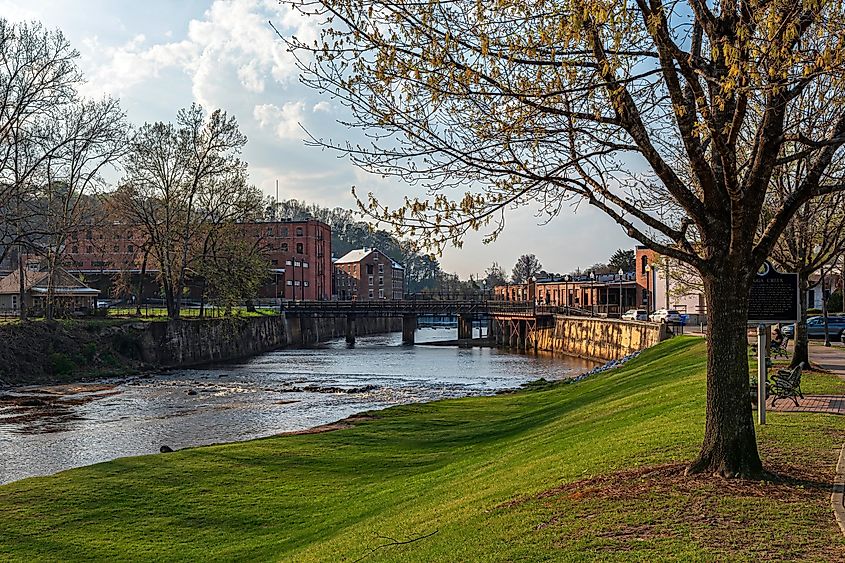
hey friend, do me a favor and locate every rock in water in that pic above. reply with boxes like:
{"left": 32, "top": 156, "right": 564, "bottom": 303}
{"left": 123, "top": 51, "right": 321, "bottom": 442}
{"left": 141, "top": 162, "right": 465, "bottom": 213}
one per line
{"left": 160, "top": 445, "right": 174, "bottom": 453}
{"left": 186, "top": 389, "right": 197, "bottom": 396}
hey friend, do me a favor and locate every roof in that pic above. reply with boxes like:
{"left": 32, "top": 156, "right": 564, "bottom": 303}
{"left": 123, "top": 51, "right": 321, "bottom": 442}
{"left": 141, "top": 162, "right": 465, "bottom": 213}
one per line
{"left": 335, "top": 248, "right": 375, "bottom": 264}
{"left": 0, "top": 268, "right": 100, "bottom": 296}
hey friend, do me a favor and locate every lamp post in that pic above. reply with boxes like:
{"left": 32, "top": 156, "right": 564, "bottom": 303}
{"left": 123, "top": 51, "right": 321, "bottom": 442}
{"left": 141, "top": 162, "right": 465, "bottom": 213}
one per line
{"left": 563, "top": 274, "right": 570, "bottom": 311}
{"left": 589, "top": 271, "right": 596, "bottom": 316}
{"left": 644, "top": 263, "right": 651, "bottom": 315}
{"left": 618, "top": 268, "right": 624, "bottom": 317}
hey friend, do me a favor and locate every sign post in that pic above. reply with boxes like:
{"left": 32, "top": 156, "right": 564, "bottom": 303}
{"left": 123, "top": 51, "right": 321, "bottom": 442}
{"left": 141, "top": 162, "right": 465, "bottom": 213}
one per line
{"left": 757, "top": 325, "right": 767, "bottom": 425}
{"left": 748, "top": 262, "right": 799, "bottom": 426}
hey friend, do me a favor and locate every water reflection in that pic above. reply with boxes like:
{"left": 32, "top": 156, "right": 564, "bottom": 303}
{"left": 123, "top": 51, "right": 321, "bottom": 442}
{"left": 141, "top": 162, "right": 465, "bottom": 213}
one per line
{"left": 0, "top": 328, "right": 595, "bottom": 484}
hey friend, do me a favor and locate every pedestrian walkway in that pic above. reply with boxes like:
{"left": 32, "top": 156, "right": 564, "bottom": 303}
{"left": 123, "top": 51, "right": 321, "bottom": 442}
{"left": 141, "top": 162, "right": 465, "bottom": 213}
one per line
{"left": 766, "top": 395, "right": 845, "bottom": 415}
{"left": 810, "top": 342, "right": 845, "bottom": 375}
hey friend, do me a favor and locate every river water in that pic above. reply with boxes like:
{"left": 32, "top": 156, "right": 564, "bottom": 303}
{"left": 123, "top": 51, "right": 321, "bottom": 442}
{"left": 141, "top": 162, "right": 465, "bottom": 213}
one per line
{"left": 0, "top": 328, "right": 595, "bottom": 485}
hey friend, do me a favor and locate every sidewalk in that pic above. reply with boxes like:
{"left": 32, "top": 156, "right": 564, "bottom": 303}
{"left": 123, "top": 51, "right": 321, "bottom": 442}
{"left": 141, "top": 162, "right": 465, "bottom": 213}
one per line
{"left": 809, "top": 342, "right": 845, "bottom": 377}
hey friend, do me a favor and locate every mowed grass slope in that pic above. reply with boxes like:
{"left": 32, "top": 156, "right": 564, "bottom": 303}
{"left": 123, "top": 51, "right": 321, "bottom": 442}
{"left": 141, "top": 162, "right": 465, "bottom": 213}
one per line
{"left": 1, "top": 337, "right": 843, "bottom": 561}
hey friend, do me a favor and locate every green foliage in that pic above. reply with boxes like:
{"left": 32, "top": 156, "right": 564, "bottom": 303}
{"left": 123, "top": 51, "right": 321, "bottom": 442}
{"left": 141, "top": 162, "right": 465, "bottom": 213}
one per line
{"left": 81, "top": 342, "right": 97, "bottom": 363}
{"left": 511, "top": 253, "right": 542, "bottom": 283}
{"left": 607, "top": 248, "right": 635, "bottom": 273}
{"left": 1, "top": 338, "right": 841, "bottom": 561}
{"left": 47, "top": 352, "right": 76, "bottom": 376}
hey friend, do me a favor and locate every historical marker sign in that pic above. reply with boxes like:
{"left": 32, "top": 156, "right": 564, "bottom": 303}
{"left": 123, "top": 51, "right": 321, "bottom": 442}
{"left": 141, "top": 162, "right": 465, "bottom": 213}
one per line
{"left": 748, "top": 262, "right": 799, "bottom": 324}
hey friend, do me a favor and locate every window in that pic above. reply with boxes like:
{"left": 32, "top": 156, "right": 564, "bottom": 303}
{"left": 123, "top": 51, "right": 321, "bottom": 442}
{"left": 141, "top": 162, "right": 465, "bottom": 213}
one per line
{"left": 304, "top": 281, "right": 310, "bottom": 287}
{"left": 87, "top": 246, "right": 93, "bottom": 254}
{"left": 379, "top": 276, "right": 384, "bottom": 286}
{"left": 368, "top": 289, "right": 373, "bottom": 298}
{"left": 271, "top": 259, "right": 278, "bottom": 266}
{"left": 86, "top": 230, "right": 93, "bottom": 240}
{"left": 267, "top": 227, "right": 274, "bottom": 236}
{"left": 296, "top": 243, "right": 303, "bottom": 254}
{"left": 294, "top": 281, "right": 301, "bottom": 286}
{"left": 296, "top": 227, "right": 303, "bottom": 236}
{"left": 71, "top": 246, "right": 78, "bottom": 254}
{"left": 641, "top": 255, "right": 648, "bottom": 274}
{"left": 286, "top": 280, "right": 293, "bottom": 286}
{"left": 71, "top": 232, "right": 78, "bottom": 241}
{"left": 282, "top": 227, "right": 288, "bottom": 237}
{"left": 294, "top": 261, "right": 301, "bottom": 267}
{"left": 281, "top": 243, "right": 288, "bottom": 252}
{"left": 378, "top": 264, "right": 384, "bottom": 273}
{"left": 369, "top": 275, "right": 374, "bottom": 286}
{"left": 367, "top": 264, "right": 374, "bottom": 274}
{"left": 113, "top": 245, "right": 120, "bottom": 253}
{"left": 303, "top": 262, "right": 309, "bottom": 268}
{"left": 379, "top": 289, "right": 384, "bottom": 299}
{"left": 127, "top": 244, "right": 134, "bottom": 253}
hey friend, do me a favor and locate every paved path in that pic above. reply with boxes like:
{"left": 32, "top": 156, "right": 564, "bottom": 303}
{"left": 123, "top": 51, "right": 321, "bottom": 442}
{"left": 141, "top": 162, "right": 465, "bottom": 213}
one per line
{"left": 766, "top": 395, "right": 845, "bottom": 415}
{"left": 810, "top": 342, "right": 845, "bottom": 376}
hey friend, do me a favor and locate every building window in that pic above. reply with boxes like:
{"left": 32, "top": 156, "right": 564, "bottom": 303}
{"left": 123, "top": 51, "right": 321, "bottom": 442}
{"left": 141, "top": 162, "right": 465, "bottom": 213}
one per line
{"left": 296, "top": 227, "right": 303, "bottom": 237}
{"left": 271, "top": 259, "right": 278, "bottom": 266}
{"left": 369, "top": 275, "right": 374, "bottom": 286}
{"left": 282, "top": 227, "right": 288, "bottom": 237}
{"left": 379, "top": 289, "right": 384, "bottom": 299}
{"left": 86, "top": 230, "right": 93, "bottom": 240}
{"left": 379, "top": 276, "right": 384, "bottom": 286}
{"left": 378, "top": 264, "right": 384, "bottom": 273}
{"left": 71, "top": 246, "right": 78, "bottom": 254}
{"left": 303, "top": 261, "right": 309, "bottom": 268}
{"left": 113, "top": 245, "right": 120, "bottom": 253}
{"left": 286, "top": 280, "right": 293, "bottom": 286}
{"left": 267, "top": 227, "right": 273, "bottom": 236}
{"left": 641, "top": 255, "right": 648, "bottom": 274}
{"left": 127, "top": 244, "right": 134, "bottom": 253}
{"left": 304, "top": 281, "right": 310, "bottom": 287}
{"left": 367, "top": 264, "right": 374, "bottom": 274}
{"left": 369, "top": 289, "right": 373, "bottom": 298}
{"left": 71, "top": 232, "right": 78, "bottom": 241}
{"left": 87, "top": 246, "right": 93, "bottom": 254}
{"left": 286, "top": 260, "right": 292, "bottom": 266}
{"left": 281, "top": 243, "right": 288, "bottom": 252}
{"left": 294, "top": 281, "right": 301, "bottom": 286}
{"left": 296, "top": 243, "right": 303, "bottom": 254}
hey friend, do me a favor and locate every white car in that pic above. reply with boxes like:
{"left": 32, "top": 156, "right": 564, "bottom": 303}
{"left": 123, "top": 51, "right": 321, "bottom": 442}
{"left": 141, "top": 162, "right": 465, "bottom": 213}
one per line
{"left": 622, "top": 309, "right": 649, "bottom": 321}
{"left": 650, "top": 309, "right": 682, "bottom": 323}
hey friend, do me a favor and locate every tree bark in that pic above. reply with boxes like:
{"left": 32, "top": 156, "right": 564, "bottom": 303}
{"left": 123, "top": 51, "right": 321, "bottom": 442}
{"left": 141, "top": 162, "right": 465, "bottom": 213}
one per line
{"left": 791, "top": 273, "right": 810, "bottom": 368}
{"left": 687, "top": 272, "right": 763, "bottom": 478}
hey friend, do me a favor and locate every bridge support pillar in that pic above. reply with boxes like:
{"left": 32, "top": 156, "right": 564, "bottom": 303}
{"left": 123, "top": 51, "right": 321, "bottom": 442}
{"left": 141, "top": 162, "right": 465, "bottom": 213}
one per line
{"left": 402, "top": 314, "right": 417, "bottom": 345}
{"left": 517, "top": 320, "right": 527, "bottom": 351}
{"left": 458, "top": 314, "right": 473, "bottom": 340}
{"left": 345, "top": 314, "right": 356, "bottom": 345}
{"left": 503, "top": 320, "right": 512, "bottom": 347}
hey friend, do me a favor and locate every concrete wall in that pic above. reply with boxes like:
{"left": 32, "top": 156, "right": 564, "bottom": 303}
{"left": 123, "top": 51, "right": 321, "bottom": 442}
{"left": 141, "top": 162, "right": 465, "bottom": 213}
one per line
{"left": 111, "top": 314, "right": 402, "bottom": 369}
{"left": 532, "top": 315, "right": 667, "bottom": 362}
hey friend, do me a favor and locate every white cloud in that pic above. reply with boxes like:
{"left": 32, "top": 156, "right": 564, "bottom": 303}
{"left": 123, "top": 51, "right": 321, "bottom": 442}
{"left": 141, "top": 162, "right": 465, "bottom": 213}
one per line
{"left": 312, "top": 101, "right": 331, "bottom": 113}
{"left": 253, "top": 101, "right": 307, "bottom": 140}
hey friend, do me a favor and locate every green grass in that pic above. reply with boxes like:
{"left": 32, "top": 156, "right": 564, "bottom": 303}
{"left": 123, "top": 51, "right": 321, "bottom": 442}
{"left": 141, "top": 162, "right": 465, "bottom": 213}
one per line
{"left": 0, "top": 337, "right": 843, "bottom": 561}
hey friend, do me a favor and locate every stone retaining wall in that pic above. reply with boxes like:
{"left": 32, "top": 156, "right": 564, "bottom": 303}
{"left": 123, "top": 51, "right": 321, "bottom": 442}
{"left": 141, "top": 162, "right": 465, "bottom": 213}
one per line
{"left": 533, "top": 315, "right": 668, "bottom": 362}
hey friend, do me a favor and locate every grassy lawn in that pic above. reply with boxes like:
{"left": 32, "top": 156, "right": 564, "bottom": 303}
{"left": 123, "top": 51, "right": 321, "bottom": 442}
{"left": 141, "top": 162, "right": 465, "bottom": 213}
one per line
{"left": 0, "top": 337, "right": 843, "bottom": 561}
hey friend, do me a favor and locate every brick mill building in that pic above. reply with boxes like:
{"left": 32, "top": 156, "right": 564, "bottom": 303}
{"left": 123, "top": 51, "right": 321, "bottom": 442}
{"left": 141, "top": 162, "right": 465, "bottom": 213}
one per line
{"left": 332, "top": 248, "right": 405, "bottom": 300}
{"left": 63, "top": 219, "right": 333, "bottom": 301}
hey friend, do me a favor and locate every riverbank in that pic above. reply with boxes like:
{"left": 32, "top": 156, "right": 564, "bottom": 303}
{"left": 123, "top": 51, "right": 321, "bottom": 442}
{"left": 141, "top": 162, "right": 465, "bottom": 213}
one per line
{"left": 0, "top": 315, "right": 401, "bottom": 388}
{"left": 1, "top": 337, "right": 842, "bottom": 560}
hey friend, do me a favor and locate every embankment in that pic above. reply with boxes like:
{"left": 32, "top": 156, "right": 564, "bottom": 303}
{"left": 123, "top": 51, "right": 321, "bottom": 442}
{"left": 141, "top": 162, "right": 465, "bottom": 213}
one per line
{"left": 0, "top": 315, "right": 400, "bottom": 387}
{"left": 534, "top": 315, "right": 668, "bottom": 362}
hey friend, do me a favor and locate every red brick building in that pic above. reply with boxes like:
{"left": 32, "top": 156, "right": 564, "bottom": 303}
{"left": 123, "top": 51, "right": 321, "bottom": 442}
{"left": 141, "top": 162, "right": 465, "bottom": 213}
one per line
{"left": 333, "top": 248, "right": 405, "bottom": 300}
{"left": 64, "top": 219, "right": 333, "bottom": 301}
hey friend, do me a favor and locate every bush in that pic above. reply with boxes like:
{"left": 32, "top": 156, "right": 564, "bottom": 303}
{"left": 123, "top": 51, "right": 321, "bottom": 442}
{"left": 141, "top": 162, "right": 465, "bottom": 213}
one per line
{"left": 48, "top": 353, "right": 76, "bottom": 376}
{"left": 81, "top": 342, "right": 97, "bottom": 363}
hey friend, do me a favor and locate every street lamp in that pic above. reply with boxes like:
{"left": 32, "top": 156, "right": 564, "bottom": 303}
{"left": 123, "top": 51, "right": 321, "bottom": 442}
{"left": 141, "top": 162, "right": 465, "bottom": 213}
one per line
{"left": 589, "top": 271, "right": 596, "bottom": 316}
{"left": 563, "top": 274, "right": 571, "bottom": 310}
{"left": 644, "top": 263, "right": 652, "bottom": 315}
{"left": 618, "top": 268, "right": 624, "bottom": 317}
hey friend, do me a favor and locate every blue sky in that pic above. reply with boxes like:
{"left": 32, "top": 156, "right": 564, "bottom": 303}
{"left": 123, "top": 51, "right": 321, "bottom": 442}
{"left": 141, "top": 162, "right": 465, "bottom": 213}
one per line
{"left": 4, "top": 0, "right": 636, "bottom": 277}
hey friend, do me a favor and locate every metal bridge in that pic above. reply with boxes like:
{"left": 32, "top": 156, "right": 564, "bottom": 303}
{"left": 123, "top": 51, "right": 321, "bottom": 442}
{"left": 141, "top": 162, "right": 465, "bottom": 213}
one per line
{"left": 278, "top": 298, "right": 592, "bottom": 344}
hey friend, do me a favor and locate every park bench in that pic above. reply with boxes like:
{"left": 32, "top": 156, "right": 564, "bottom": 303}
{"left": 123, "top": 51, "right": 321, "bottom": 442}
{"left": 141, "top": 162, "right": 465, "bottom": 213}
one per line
{"left": 771, "top": 336, "right": 790, "bottom": 359}
{"left": 769, "top": 363, "right": 804, "bottom": 407}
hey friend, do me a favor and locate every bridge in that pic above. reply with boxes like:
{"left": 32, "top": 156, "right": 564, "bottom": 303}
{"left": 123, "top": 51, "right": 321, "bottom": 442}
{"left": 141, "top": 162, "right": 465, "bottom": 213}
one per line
{"left": 278, "top": 299, "right": 592, "bottom": 345}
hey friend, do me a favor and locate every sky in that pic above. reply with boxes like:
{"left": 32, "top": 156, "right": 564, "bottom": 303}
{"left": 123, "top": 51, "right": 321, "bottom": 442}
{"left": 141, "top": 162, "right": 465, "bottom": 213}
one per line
{"left": 3, "top": 0, "right": 636, "bottom": 278}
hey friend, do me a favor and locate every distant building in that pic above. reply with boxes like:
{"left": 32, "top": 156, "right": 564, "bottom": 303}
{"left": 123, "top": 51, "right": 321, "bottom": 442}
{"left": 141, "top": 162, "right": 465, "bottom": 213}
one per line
{"left": 333, "top": 248, "right": 404, "bottom": 300}
{"left": 0, "top": 266, "right": 100, "bottom": 314}
{"left": 62, "top": 219, "right": 333, "bottom": 301}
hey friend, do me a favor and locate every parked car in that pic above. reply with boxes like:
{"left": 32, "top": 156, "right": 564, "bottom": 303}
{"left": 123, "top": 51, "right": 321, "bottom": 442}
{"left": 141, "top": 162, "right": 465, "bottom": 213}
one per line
{"left": 782, "top": 316, "right": 845, "bottom": 339}
{"left": 622, "top": 309, "right": 648, "bottom": 321}
{"left": 649, "top": 309, "right": 683, "bottom": 323}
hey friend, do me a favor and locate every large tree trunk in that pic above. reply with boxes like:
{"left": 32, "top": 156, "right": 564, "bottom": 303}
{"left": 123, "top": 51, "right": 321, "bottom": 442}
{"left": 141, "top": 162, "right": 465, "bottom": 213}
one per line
{"left": 687, "top": 272, "right": 762, "bottom": 478}
{"left": 791, "top": 273, "right": 810, "bottom": 368}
